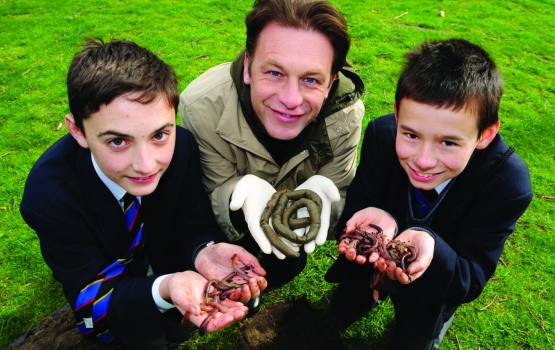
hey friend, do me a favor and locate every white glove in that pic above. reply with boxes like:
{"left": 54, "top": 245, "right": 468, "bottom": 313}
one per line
{"left": 295, "top": 175, "right": 340, "bottom": 252}
{"left": 230, "top": 175, "right": 296, "bottom": 259}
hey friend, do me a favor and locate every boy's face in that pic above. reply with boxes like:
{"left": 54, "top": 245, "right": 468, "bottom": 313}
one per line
{"left": 66, "top": 93, "right": 176, "bottom": 197}
{"left": 395, "top": 98, "right": 498, "bottom": 191}
{"left": 243, "top": 22, "right": 336, "bottom": 140}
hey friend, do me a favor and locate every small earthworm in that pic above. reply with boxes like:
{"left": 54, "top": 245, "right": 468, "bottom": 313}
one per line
{"left": 338, "top": 225, "right": 418, "bottom": 301}
{"left": 181, "top": 254, "right": 254, "bottom": 335}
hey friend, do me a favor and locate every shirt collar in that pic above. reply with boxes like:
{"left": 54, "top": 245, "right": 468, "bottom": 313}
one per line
{"left": 435, "top": 179, "right": 451, "bottom": 194}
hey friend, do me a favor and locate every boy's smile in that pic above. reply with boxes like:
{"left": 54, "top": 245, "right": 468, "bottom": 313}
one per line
{"left": 66, "top": 93, "right": 176, "bottom": 197}
{"left": 395, "top": 98, "right": 498, "bottom": 191}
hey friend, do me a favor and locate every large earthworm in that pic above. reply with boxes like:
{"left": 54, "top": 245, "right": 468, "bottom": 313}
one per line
{"left": 259, "top": 189, "right": 323, "bottom": 258}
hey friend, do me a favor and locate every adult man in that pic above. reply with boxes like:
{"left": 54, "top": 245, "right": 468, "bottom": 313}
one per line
{"left": 180, "top": 0, "right": 365, "bottom": 291}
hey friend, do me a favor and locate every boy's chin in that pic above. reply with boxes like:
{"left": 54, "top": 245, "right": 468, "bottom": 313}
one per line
{"left": 123, "top": 183, "right": 159, "bottom": 197}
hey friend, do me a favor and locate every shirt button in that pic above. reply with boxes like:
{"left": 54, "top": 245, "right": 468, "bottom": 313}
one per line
{"left": 270, "top": 181, "right": 275, "bottom": 185}
{"left": 336, "top": 127, "right": 343, "bottom": 133}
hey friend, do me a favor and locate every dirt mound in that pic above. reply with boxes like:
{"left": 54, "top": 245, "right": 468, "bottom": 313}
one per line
{"left": 5, "top": 305, "right": 102, "bottom": 350}
{"left": 5, "top": 299, "right": 342, "bottom": 350}
{"left": 240, "top": 298, "right": 344, "bottom": 350}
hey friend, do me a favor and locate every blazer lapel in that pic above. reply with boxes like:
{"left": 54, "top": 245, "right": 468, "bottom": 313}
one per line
{"left": 75, "top": 148, "right": 130, "bottom": 259}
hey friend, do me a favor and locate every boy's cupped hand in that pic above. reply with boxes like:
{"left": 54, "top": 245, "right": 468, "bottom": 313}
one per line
{"left": 375, "top": 229, "right": 435, "bottom": 284}
{"left": 339, "top": 207, "right": 398, "bottom": 264}
{"left": 165, "top": 270, "right": 249, "bottom": 332}
{"left": 195, "top": 242, "right": 268, "bottom": 303}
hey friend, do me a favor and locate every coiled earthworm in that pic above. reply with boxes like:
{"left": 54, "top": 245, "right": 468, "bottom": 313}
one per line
{"left": 260, "top": 189, "right": 323, "bottom": 258}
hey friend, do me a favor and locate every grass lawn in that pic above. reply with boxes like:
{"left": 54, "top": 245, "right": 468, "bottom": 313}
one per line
{"left": 1, "top": 0, "right": 554, "bottom": 349}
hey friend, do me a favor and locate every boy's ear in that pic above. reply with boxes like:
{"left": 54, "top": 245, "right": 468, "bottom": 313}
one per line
{"left": 476, "top": 120, "right": 500, "bottom": 150}
{"left": 65, "top": 115, "right": 89, "bottom": 149}
{"left": 243, "top": 53, "right": 251, "bottom": 85}
{"left": 394, "top": 102, "right": 399, "bottom": 123}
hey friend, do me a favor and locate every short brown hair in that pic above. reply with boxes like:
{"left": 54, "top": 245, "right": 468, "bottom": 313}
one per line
{"left": 245, "top": 0, "right": 350, "bottom": 75}
{"left": 67, "top": 39, "right": 179, "bottom": 132}
{"left": 395, "top": 39, "right": 503, "bottom": 135}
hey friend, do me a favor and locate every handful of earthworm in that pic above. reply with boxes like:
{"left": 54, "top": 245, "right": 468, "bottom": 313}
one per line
{"left": 181, "top": 254, "right": 253, "bottom": 335}
{"left": 260, "top": 189, "right": 323, "bottom": 258}
{"left": 339, "top": 224, "right": 417, "bottom": 301}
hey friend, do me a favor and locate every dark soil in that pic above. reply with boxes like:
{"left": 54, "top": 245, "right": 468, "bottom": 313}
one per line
{"left": 4, "top": 298, "right": 343, "bottom": 350}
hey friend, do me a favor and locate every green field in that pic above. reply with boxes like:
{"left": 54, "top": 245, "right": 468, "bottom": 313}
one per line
{"left": 1, "top": 0, "right": 554, "bottom": 349}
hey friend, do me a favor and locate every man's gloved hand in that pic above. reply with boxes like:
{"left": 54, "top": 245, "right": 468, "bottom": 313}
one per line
{"left": 230, "top": 175, "right": 275, "bottom": 255}
{"left": 294, "top": 175, "right": 340, "bottom": 253}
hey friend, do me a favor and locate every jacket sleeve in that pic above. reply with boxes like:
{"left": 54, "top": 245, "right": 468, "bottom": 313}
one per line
{"left": 179, "top": 73, "right": 246, "bottom": 241}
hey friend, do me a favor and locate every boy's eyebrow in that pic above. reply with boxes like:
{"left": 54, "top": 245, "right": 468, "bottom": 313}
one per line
{"left": 398, "top": 123, "right": 464, "bottom": 141}
{"left": 96, "top": 123, "right": 175, "bottom": 138}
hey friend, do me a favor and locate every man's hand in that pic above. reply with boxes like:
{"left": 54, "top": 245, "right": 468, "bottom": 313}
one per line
{"left": 338, "top": 207, "right": 397, "bottom": 264}
{"left": 195, "top": 242, "right": 268, "bottom": 303}
{"left": 294, "top": 175, "right": 340, "bottom": 253}
{"left": 160, "top": 271, "right": 248, "bottom": 332}
{"left": 230, "top": 175, "right": 276, "bottom": 255}
{"left": 374, "top": 229, "right": 434, "bottom": 284}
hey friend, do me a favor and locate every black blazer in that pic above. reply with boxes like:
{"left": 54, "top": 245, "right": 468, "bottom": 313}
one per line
{"left": 21, "top": 126, "right": 224, "bottom": 328}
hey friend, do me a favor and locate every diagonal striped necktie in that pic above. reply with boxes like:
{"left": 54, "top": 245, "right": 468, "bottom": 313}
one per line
{"left": 74, "top": 193, "right": 145, "bottom": 345}
{"left": 123, "top": 193, "right": 144, "bottom": 243}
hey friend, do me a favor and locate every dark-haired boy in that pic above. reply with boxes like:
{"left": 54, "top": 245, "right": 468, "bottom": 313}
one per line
{"left": 20, "top": 39, "right": 267, "bottom": 350}
{"left": 326, "top": 39, "right": 532, "bottom": 349}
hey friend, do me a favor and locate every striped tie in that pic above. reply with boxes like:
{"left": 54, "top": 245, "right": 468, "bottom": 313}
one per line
{"left": 74, "top": 193, "right": 144, "bottom": 345}
{"left": 123, "top": 193, "right": 144, "bottom": 243}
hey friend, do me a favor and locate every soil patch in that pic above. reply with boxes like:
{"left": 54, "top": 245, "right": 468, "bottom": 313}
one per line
{"left": 5, "top": 305, "right": 103, "bottom": 350}
{"left": 5, "top": 299, "right": 342, "bottom": 350}
{"left": 239, "top": 298, "right": 344, "bottom": 350}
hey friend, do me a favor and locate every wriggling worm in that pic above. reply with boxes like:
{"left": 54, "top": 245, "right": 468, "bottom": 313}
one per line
{"left": 339, "top": 225, "right": 418, "bottom": 302}
{"left": 181, "top": 254, "right": 254, "bottom": 335}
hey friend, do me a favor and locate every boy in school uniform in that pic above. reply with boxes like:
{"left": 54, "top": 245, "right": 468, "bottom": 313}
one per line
{"left": 325, "top": 39, "right": 533, "bottom": 349}
{"left": 20, "top": 39, "right": 267, "bottom": 349}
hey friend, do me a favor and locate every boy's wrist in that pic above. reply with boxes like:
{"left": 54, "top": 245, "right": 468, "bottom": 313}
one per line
{"left": 152, "top": 275, "right": 175, "bottom": 312}
{"left": 382, "top": 209, "right": 399, "bottom": 238}
{"left": 191, "top": 240, "right": 216, "bottom": 270}
{"left": 405, "top": 226, "right": 436, "bottom": 241}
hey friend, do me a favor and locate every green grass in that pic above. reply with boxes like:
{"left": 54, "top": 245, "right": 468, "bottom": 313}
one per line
{"left": 1, "top": 0, "right": 554, "bottom": 349}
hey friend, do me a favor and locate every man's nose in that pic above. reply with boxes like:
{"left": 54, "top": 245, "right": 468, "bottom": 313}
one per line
{"left": 279, "top": 80, "right": 303, "bottom": 109}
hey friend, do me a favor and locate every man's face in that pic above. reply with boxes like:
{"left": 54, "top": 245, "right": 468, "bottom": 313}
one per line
{"left": 243, "top": 22, "right": 335, "bottom": 140}
{"left": 395, "top": 98, "right": 497, "bottom": 190}
{"left": 68, "top": 93, "right": 176, "bottom": 197}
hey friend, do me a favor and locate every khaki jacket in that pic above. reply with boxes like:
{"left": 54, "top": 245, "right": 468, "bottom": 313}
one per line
{"left": 180, "top": 51, "right": 365, "bottom": 241}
